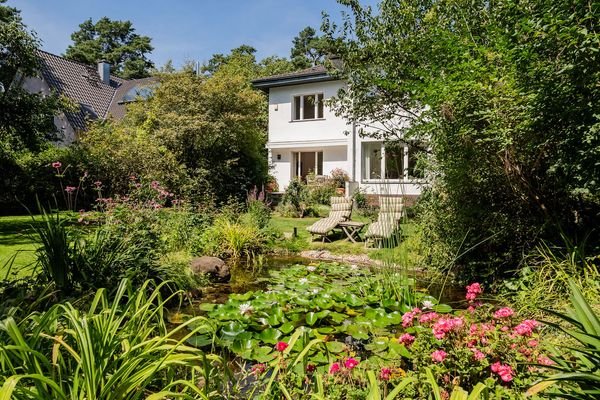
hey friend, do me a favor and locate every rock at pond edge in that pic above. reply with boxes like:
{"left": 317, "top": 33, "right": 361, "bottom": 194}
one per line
{"left": 190, "top": 256, "right": 230, "bottom": 281}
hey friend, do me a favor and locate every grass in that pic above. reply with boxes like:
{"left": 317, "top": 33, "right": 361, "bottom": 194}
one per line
{"left": 0, "top": 215, "right": 41, "bottom": 278}
{"left": 270, "top": 211, "right": 420, "bottom": 266}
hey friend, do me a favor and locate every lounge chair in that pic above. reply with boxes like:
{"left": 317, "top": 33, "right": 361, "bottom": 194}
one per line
{"left": 364, "top": 197, "right": 404, "bottom": 248}
{"left": 307, "top": 197, "right": 353, "bottom": 242}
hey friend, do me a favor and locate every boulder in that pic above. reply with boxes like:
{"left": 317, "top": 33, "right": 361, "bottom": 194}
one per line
{"left": 190, "top": 256, "right": 230, "bottom": 281}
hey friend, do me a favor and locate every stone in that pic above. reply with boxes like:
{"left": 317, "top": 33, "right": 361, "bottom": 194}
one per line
{"left": 190, "top": 256, "right": 230, "bottom": 281}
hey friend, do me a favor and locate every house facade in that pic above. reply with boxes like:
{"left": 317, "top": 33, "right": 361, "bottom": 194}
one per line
{"left": 252, "top": 66, "right": 425, "bottom": 201}
{"left": 22, "top": 50, "right": 156, "bottom": 142}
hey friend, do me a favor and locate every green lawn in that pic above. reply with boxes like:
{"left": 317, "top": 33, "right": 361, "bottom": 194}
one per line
{"left": 0, "top": 215, "right": 41, "bottom": 278}
{"left": 270, "top": 212, "right": 418, "bottom": 263}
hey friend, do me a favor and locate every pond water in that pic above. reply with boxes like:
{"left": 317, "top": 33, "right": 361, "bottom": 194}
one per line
{"left": 182, "top": 255, "right": 465, "bottom": 316}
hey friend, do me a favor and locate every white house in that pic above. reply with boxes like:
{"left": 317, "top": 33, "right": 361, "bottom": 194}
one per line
{"left": 252, "top": 65, "right": 425, "bottom": 202}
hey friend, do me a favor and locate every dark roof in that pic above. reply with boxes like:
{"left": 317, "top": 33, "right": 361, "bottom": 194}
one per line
{"left": 35, "top": 50, "right": 157, "bottom": 130}
{"left": 252, "top": 65, "right": 336, "bottom": 90}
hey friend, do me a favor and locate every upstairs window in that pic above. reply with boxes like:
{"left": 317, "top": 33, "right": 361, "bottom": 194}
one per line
{"left": 292, "top": 93, "right": 324, "bottom": 121}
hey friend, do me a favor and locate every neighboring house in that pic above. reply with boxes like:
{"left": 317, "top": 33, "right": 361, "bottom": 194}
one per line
{"left": 252, "top": 65, "right": 425, "bottom": 201}
{"left": 22, "top": 50, "right": 156, "bottom": 143}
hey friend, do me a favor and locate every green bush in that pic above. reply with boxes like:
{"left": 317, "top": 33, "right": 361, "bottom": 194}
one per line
{"left": 277, "top": 178, "right": 319, "bottom": 218}
{"left": 309, "top": 183, "right": 337, "bottom": 205}
{"left": 194, "top": 214, "right": 266, "bottom": 260}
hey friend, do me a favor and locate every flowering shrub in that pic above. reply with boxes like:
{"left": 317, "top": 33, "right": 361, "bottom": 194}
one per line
{"left": 399, "top": 283, "right": 553, "bottom": 394}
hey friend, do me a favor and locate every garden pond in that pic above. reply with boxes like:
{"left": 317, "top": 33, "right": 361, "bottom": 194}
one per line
{"left": 170, "top": 258, "right": 465, "bottom": 373}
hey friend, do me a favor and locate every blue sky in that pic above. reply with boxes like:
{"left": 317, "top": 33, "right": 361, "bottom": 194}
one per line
{"left": 9, "top": 0, "right": 378, "bottom": 68}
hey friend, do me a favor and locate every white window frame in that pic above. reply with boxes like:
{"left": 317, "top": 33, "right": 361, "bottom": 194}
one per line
{"left": 291, "top": 93, "right": 324, "bottom": 121}
{"left": 361, "top": 141, "right": 410, "bottom": 183}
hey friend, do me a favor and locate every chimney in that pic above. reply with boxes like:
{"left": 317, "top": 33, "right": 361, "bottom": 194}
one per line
{"left": 97, "top": 61, "right": 110, "bottom": 84}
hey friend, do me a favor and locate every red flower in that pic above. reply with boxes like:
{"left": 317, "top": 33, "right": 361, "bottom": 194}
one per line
{"left": 274, "top": 341, "right": 288, "bottom": 352}
{"left": 344, "top": 357, "right": 359, "bottom": 369}
{"left": 329, "top": 362, "right": 340, "bottom": 374}
{"left": 306, "top": 364, "right": 316, "bottom": 373}
{"left": 380, "top": 367, "right": 392, "bottom": 381}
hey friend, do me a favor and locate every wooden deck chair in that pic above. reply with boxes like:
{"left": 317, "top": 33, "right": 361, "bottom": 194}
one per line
{"left": 307, "top": 197, "right": 353, "bottom": 242}
{"left": 364, "top": 197, "right": 404, "bottom": 248}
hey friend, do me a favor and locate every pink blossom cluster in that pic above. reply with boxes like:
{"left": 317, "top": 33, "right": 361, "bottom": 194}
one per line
{"left": 514, "top": 320, "right": 538, "bottom": 336}
{"left": 493, "top": 307, "right": 514, "bottom": 319}
{"left": 401, "top": 307, "right": 422, "bottom": 327}
{"left": 398, "top": 333, "right": 415, "bottom": 347}
{"left": 419, "top": 312, "right": 439, "bottom": 325}
{"left": 431, "top": 349, "right": 447, "bottom": 363}
{"left": 465, "top": 282, "right": 482, "bottom": 301}
{"left": 432, "top": 317, "right": 464, "bottom": 339}
{"left": 329, "top": 357, "right": 360, "bottom": 375}
{"left": 379, "top": 367, "right": 392, "bottom": 381}
{"left": 491, "top": 362, "right": 514, "bottom": 382}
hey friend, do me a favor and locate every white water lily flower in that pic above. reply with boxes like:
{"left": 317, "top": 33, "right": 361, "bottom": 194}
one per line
{"left": 312, "top": 288, "right": 320, "bottom": 294}
{"left": 307, "top": 266, "right": 317, "bottom": 272}
{"left": 422, "top": 300, "right": 435, "bottom": 310}
{"left": 239, "top": 303, "right": 253, "bottom": 316}
{"left": 298, "top": 278, "right": 308, "bottom": 284}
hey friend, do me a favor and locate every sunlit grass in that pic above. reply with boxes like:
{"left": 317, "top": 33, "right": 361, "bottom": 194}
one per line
{"left": 0, "top": 215, "right": 40, "bottom": 278}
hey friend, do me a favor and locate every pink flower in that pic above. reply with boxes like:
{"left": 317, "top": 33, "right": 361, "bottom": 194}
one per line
{"left": 528, "top": 340, "right": 539, "bottom": 347}
{"left": 514, "top": 320, "right": 538, "bottom": 336}
{"left": 329, "top": 362, "right": 340, "bottom": 374}
{"left": 538, "top": 355, "right": 554, "bottom": 366}
{"left": 432, "top": 317, "right": 464, "bottom": 339}
{"left": 151, "top": 180, "right": 160, "bottom": 189}
{"left": 94, "top": 181, "right": 102, "bottom": 187}
{"left": 472, "top": 349, "right": 486, "bottom": 361}
{"left": 52, "top": 161, "right": 62, "bottom": 169}
{"left": 491, "top": 362, "right": 514, "bottom": 382}
{"left": 380, "top": 367, "right": 392, "bottom": 381}
{"left": 494, "top": 307, "right": 514, "bottom": 319}
{"left": 251, "top": 363, "right": 266, "bottom": 375}
{"left": 466, "top": 283, "right": 482, "bottom": 295}
{"left": 431, "top": 350, "right": 447, "bottom": 363}
{"left": 275, "top": 341, "right": 288, "bottom": 352}
{"left": 399, "top": 333, "right": 415, "bottom": 347}
{"left": 65, "top": 186, "right": 76, "bottom": 193}
{"left": 402, "top": 311, "right": 417, "bottom": 327}
{"left": 419, "top": 312, "right": 439, "bottom": 324}
{"left": 344, "top": 357, "right": 359, "bottom": 369}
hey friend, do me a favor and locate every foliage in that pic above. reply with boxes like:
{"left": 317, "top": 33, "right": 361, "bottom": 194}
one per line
{"left": 194, "top": 214, "right": 266, "bottom": 260}
{"left": 330, "top": 168, "right": 349, "bottom": 189}
{"left": 309, "top": 182, "right": 337, "bottom": 206}
{"left": 192, "top": 262, "right": 427, "bottom": 367}
{"left": 79, "top": 119, "right": 185, "bottom": 198}
{"left": 290, "top": 26, "right": 330, "bottom": 69}
{"left": 0, "top": 279, "right": 219, "bottom": 399}
{"left": 125, "top": 60, "right": 269, "bottom": 204}
{"left": 528, "top": 281, "right": 600, "bottom": 399}
{"left": 325, "top": 0, "right": 600, "bottom": 282}
{"left": 65, "top": 16, "right": 154, "bottom": 79}
{"left": 278, "top": 178, "right": 318, "bottom": 218}
{"left": 503, "top": 241, "right": 600, "bottom": 314}
{"left": 353, "top": 188, "right": 378, "bottom": 221}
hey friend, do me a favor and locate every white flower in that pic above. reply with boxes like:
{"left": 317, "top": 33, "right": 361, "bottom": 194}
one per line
{"left": 298, "top": 278, "right": 308, "bottom": 284}
{"left": 307, "top": 266, "right": 316, "bottom": 272}
{"left": 422, "top": 300, "right": 435, "bottom": 310}
{"left": 350, "top": 264, "right": 359, "bottom": 270}
{"left": 312, "top": 288, "right": 320, "bottom": 294}
{"left": 239, "top": 303, "right": 253, "bottom": 316}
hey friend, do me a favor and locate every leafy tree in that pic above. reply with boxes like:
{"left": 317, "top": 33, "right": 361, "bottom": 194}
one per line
{"left": 0, "top": 0, "right": 62, "bottom": 152}
{"left": 123, "top": 56, "right": 269, "bottom": 203}
{"left": 326, "top": 0, "right": 600, "bottom": 281}
{"left": 65, "top": 17, "right": 154, "bottom": 79}
{"left": 291, "top": 26, "right": 329, "bottom": 69}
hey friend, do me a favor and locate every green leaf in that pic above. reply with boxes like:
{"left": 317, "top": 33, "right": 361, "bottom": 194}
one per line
{"left": 325, "top": 341, "right": 346, "bottom": 353}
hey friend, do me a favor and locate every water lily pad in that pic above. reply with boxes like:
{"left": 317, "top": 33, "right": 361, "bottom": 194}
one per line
{"left": 257, "top": 328, "right": 282, "bottom": 344}
{"left": 280, "top": 322, "right": 295, "bottom": 334}
{"left": 252, "top": 346, "right": 277, "bottom": 363}
{"left": 346, "top": 324, "right": 370, "bottom": 340}
{"left": 230, "top": 292, "right": 254, "bottom": 301}
{"left": 325, "top": 341, "right": 346, "bottom": 353}
{"left": 328, "top": 312, "right": 348, "bottom": 324}
{"left": 198, "top": 303, "right": 217, "bottom": 312}
{"left": 306, "top": 312, "right": 318, "bottom": 326}
{"left": 364, "top": 337, "right": 389, "bottom": 352}
{"left": 434, "top": 304, "right": 452, "bottom": 313}
{"left": 388, "top": 341, "right": 412, "bottom": 358}
{"left": 221, "top": 321, "right": 246, "bottom": 340}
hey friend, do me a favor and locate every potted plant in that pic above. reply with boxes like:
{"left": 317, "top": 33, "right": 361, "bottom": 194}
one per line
{"left": 330, "top": 168, "right": 349, "bottom": 195}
